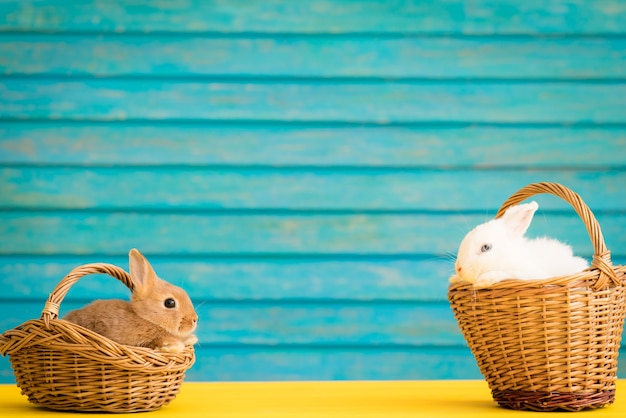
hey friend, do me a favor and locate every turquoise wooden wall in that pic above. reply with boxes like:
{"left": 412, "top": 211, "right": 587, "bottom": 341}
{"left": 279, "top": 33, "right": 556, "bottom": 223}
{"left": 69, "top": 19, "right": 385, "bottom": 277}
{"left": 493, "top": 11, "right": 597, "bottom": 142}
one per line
{"left": 1, "top": 0, "right": 625, "bottom": 383}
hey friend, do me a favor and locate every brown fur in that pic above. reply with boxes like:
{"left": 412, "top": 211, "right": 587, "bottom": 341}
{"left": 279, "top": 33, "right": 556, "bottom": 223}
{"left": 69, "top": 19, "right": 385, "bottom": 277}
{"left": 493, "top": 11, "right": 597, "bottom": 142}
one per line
{"left": 64, "top": 248, "right": 198, "bottom": 352}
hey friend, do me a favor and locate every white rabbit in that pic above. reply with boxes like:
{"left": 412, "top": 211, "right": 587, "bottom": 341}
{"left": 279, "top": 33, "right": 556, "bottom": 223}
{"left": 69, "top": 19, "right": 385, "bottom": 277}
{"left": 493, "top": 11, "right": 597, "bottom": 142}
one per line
{"left": 452, "top": 201, "right": 588, "bottom": 287}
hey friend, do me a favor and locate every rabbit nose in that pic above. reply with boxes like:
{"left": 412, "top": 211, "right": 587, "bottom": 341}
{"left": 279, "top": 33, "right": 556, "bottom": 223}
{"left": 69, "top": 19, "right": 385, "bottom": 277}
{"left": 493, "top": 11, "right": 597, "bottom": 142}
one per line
{"left": 456, "top": 266, "right": 462, "bottom": 273}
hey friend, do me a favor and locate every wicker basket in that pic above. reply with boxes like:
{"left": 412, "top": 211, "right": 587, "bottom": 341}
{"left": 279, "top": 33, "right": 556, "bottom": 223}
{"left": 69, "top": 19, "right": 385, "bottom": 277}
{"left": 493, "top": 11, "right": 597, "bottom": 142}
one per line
{"left": 0, "top": 262, "right": 195, "bottom": 413}
{"left": 448, "top": 182, "right": 626, "bottom": 412}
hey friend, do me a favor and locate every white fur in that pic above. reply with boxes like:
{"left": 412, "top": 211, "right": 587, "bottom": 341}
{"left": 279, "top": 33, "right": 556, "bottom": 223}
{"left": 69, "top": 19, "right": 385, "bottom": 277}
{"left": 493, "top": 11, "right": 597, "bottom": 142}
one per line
{"left": 453, "top": 201, "right": 588, "bottom": 287}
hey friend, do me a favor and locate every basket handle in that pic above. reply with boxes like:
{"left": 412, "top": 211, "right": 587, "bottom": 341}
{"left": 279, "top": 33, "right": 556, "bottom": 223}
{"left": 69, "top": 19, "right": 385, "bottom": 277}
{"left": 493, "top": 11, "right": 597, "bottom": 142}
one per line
{"left": 41, "top": 263, "right": 134, "bottom": 327}
{"left": 496, "top": 182, "right": 618, "bottom": 290}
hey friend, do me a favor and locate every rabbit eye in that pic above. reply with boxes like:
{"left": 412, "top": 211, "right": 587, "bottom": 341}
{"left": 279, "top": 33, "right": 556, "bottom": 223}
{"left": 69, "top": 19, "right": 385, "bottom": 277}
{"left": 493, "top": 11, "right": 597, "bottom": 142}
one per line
{"left": 481, "top": 243, "right": 492, "bottom": 253}
{"left": 164, "top": 298, "right": 176, "bottom": 309}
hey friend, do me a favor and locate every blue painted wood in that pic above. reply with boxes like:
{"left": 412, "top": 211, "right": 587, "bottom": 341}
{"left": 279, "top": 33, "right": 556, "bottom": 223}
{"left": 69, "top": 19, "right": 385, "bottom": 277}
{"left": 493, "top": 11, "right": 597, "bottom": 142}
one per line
{"left": 2, "top": 34, "right": 626, "bottom": 78}
{"left": 0, "top": 300, "right": 464, "bottom": 346}
{"left": 1, "top": 0, "right": 625, "bottom": 385}
{"left": 1, "top": 124, "right": 625, "bottom": 168}
{"left": 0, "top": 256, "right": 456, "bottom": 301}
{"left": 0, "top": 212, "right": 623, "bottom": 257}
{"left": 1, "top": 167, "right": 625, "bottom": 211}
{"left": 0, "top": 344, "right": 485, "bottom": 383}
{"left": 2, "top": 255, "right": 625, "bottom": 302}
{"left": 2, "top": 79, "right": 625, "bottom": 123}
{"left": 1, "top": 0, "right": 625, "bottom": 34}
{"left": 183, "top": 346, "right": 484, "bottom": 382}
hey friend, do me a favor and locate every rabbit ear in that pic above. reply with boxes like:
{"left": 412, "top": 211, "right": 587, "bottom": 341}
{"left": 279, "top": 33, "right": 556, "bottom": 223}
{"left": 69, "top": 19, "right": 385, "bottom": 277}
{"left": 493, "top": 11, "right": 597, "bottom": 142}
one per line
{"left": 128, "top": 248, "right": 157, "bottom": 298}
{"left": 501, "top": 201, "right": 538, "bottom": 237}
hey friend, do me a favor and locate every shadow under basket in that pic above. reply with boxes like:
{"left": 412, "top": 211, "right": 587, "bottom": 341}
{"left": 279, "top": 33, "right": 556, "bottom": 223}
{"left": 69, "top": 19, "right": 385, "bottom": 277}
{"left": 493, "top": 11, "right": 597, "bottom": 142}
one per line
{"left": 448, "top": 182, "right": 626, "bottom": 412}
{"left": 0, "top": 263, "right": 195, "bottom": 413}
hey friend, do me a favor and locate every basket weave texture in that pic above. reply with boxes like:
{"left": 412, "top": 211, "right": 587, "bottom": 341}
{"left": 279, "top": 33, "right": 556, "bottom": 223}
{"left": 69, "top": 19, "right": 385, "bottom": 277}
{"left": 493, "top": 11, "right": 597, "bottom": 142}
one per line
{"left": 448, "top": 182, "right": 626, "bottom": 412}
{"left": 0, "top": 263, "right": 195, "bottom": 413}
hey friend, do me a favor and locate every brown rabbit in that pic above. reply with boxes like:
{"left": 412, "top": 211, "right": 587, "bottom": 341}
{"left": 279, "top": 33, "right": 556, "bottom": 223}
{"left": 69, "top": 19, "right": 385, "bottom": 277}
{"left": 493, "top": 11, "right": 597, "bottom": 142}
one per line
{"left": 64, "top": 248, "right": 198, "bottom": 353}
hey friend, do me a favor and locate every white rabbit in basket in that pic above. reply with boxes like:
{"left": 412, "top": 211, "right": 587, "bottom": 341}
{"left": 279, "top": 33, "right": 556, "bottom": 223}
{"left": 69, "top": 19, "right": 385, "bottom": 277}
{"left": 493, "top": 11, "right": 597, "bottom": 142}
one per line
{"left": 452, "top": 201, "right": 589, "bottom": 287}
{"left": 64, "top": 248, "right": 198, "bottom": 353}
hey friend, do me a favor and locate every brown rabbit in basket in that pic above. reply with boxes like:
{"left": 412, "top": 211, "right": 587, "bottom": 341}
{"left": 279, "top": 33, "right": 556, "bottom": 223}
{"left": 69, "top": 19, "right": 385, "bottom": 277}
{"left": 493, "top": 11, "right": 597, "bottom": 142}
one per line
{"left": 64, "top": 248, "right": 198, "bottom": 353}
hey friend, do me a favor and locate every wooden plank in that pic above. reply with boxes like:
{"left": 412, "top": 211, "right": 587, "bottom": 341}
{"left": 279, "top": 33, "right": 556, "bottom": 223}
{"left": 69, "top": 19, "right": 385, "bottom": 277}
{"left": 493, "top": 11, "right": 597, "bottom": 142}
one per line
{"left": 3, "top": 255, "right": 625, "bottom": 302}
{"left": 184, "top": 346, "right": 483, "bottom": 382}
{"left": 0, "top": 0, "right": 624, "bottom": 34}
{"left": 0, "top": 212, "right": 623, "bottom": 257}
{"left": 2, "top": 167, "right": 625, "bottom": 211}
{"left": 0, "top": 345, "right": 484, "bottom": 383}
{"left": 3, "top": 34, "right": 626, "bottom": 79}
{"left": 0, "top": 256, "right": 454, "bottom": 302}
{"left": 2, "top": 123, "right": 625, "bottom": 167}
{"left": 2, "top": 80, "right": 626, "bottom": 123}
{"left": 0, "top": 300, "right": 464, "bottom": 346}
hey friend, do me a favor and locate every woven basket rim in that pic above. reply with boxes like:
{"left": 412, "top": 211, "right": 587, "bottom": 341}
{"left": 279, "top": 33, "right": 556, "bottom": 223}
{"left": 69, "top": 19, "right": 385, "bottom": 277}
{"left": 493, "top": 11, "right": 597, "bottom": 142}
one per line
{"left": 449, "top": 267, "right": 626, "bottom": 291}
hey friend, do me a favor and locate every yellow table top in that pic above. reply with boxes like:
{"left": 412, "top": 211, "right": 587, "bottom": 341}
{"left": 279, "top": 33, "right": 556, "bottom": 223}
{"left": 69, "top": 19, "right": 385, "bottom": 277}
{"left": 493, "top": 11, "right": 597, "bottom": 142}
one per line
{"left": 2, "top": 380, "right": 626, "bottom": 417}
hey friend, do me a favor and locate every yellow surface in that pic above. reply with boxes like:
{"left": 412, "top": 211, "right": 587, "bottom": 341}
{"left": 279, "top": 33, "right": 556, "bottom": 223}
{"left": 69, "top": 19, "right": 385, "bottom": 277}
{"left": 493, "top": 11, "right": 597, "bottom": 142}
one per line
{"left": 2, "top": 380, "right": 626, "bottom": 417}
